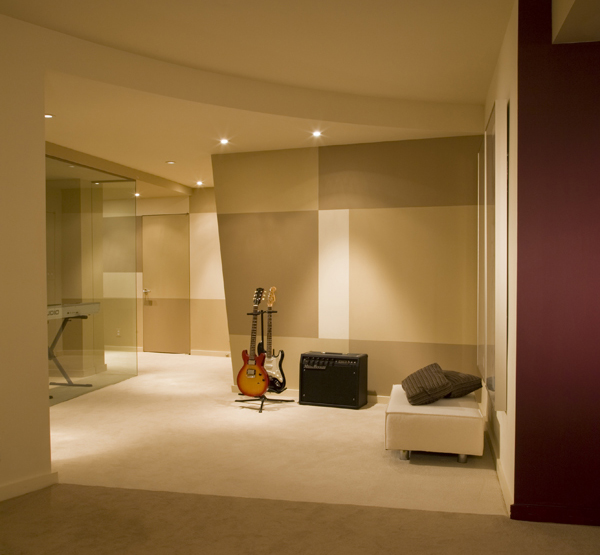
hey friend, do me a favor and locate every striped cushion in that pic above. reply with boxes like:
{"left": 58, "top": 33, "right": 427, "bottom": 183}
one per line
{"left": 443, "top": 370, "right": 482, "bottom": 398}
{"left": 401, "top": 363, "right": 452, "bottom": 405}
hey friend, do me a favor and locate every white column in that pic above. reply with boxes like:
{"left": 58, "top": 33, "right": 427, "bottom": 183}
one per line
{"left": 318, "top": 210, "right": 350, "bottom": 340}
{"left": 0, "top": 26, "right": 56, "bottom": 500}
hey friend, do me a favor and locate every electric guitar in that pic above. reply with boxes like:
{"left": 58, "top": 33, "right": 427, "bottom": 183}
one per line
{"left": 258, "top": 286, "right": 287, "bottom": 393}
{"left": 236, "top": 288, "right": 269, "bottom": 397}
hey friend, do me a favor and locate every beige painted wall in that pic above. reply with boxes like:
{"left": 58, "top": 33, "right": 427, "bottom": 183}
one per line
{"left": 102, "top": 197, "right": 137, "bottom": 350}
{"left": 483, "top": 2, "right": 518, "bottom": 510}
{"left": 214, "top": 138, "right": 481, "bottom": 395}
{"left": 0, "top": 42, "right": 56, "bottom": 500}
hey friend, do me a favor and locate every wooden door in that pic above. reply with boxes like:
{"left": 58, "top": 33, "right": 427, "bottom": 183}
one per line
{"left": 142, "top": 214, "right": 190, "bottom": 354}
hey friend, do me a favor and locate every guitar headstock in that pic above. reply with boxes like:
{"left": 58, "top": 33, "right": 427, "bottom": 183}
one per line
{"left": 267, "top": 286, "right": 277, "bottom": 308}
{"left": 253, "top": 287, "right": 265, "bottom": 309}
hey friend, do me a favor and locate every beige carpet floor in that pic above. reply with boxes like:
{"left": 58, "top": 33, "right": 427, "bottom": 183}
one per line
{"left": 49, "top": 352, "right": 505, "bottom": 515}
{"left": 2, "top": 484, "right": 600, "bottom": 555}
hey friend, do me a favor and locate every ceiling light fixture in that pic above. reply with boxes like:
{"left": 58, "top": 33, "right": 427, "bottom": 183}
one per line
{"left": 45, "top": 114, "right": 53, "bottom": 119}
{"left": 220, "top": 139, "right": 229, "bottom": 145}
{"left": 312, "top": 131, "right": 322, "bottom": 137}
{"left": 166, "top": 161, "right": 175, "bottom": 164}
{"left": 134, "top": 193, "right": 140, "bottom": 197}
{"left": 196, "top": 181, "right": 203, "bottom": 186}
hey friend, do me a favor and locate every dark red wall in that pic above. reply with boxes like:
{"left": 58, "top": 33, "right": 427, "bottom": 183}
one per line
{"left": 514, "top": 0, "right": 600, "bottom": 525}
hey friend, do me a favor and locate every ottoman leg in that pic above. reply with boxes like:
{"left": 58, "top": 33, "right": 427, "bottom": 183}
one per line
{"left": 458, "top": 454, "right": 468, "bottom": 463}
{"left": 400, "top": 450, "right": 410, "bottom": 461}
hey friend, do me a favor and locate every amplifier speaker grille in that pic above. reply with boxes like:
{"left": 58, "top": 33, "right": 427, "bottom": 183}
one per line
{"left": 299, "top": 352, "right": 368, "bottom": 409}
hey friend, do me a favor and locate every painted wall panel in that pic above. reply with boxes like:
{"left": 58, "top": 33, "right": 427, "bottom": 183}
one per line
{"left": 136, "top": 196, "right": 189, "bottom": 216}
{"left": 349, "top": 206, "right": 477, "bottom": 345}
{"left": 213, "top": 148, "right": 318, "bottom": 214}
{"left": 218, "top": 211, "right": 319, "bottom": 338}
{"left": 190, "top": 213, "right": 226, "bottom": 300}
{"left": 191, "top": 299, "right": 230, "bottom": 353}
{"left": 350, "top": 339, "right": 478, "bottom": 396}
{"left": 319, "top": 136, "right": 481, "bottom": 210}
{"left": 190, "top": 187, "right": 217, "bottom": 213}
{"left": 318, "top": 210, "right": 350, "bottom": 339}
{"left": 102, "top": 216, "right": 137, "bottom": 272}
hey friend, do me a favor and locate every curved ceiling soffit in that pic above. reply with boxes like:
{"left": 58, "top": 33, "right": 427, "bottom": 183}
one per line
{"left": 8, "top": 17, "right": 485, "bottom": 135}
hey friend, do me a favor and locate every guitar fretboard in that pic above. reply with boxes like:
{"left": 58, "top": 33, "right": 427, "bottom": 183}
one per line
{"left": 266, "top": 310, "right": 273, "bottom": 356}
{"left": 248, "top": 308, "right": 259, "bottom": 362}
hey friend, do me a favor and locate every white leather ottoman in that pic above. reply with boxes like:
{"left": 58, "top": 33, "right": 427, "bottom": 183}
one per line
{"left": 385, "top": 384, "right": 484, "bottom": 463}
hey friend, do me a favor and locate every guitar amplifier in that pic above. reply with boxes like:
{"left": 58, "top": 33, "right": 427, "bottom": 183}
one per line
{"left": 299, "top": 352, "right": 368, "bottom": 409}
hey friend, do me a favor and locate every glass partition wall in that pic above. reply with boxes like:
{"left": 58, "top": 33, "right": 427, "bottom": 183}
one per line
{"left": 46, "top": 157, "right": 138, "bottom": 405}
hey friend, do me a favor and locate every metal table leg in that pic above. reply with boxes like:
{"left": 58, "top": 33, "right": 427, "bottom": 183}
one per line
{"left": 48, "top": 316, "right": 93, "bottom": 387}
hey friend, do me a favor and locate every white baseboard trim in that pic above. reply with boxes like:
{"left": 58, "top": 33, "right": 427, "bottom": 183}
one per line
{"left": 485, "top": 428, "right": 513, "bottom": 515}
{"left": 105, "top": 345, "right": 138, "bottom": 352}
{"left": 191, "top": 350, "right": 231, "bottom": 357}
{"left": 496, "top": 458, "right": 513, "bottom": 515}
{"left": 230, "top": 384, "right": 388, "bottom": 405}
{"left": 0, "top": 471, "right": 58, "bottom": 502}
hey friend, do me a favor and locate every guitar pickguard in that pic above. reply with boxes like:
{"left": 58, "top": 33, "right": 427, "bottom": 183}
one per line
{"left": 264, "top": 350, "right": 286, "bottom": 393}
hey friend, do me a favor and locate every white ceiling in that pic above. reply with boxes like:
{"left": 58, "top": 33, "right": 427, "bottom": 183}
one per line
{"left": 1, "top": 0, "right": 517, "bottom": 191}
{"left": 46, "top": 156, "right": 183, "bottom": 198}
{"left": 0, "top": 0, "right": 515, "bottom": 103}
{"left": 44, "top": 72, "right": 476, "bottom": 188}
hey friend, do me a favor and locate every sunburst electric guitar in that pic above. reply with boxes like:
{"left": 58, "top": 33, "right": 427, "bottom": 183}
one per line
{"left": 258, "top": 286, "right": 287, "bottom": 393}
{"left": 237, "top": 288, "right": 269, "bottom": 397}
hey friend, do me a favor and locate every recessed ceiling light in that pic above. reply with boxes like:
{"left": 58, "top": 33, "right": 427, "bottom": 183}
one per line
{"left": 166, "top": 161, "right": 175, "bottom": 164}
{"left": 44, "top": 114, "right": 53, "bottom": 119}
{"left": 312, "top": 131, "right": 322, "bottom": 137}
{"left": 196, "top": 181, "right": 203, "bottom": 186}
{"left": 134, "top": 193, "right": 140, "bottom": 197}
{"left": 220, "top": 139, "right": 229, "bottom": 145}
{"left": 68, "top": 165, "right": 75, "bottom": 168}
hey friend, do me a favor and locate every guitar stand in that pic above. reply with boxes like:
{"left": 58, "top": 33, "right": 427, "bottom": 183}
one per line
{"left": 238, "top": 308, "right": 292, "bottom": 413}
{"left": 236, "top": 393, "right": 294, "bottom": 413}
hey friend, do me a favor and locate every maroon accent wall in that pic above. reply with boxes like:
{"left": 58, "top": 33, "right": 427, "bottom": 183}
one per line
{"left": 514, "top": 0, "right": 600, "bottom": 526}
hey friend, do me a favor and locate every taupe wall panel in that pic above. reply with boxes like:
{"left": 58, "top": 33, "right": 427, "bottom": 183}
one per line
{"left": 350, "top": 339, "right": 478, "bottom": 396}
{"left": 218, "top": 211, "right": 318, "bottom": 338}
{"left": 136, "top": 197, "right": 189, "bottom": 216}
{"left": 190, "top": 187, "right": 217, "bottom": 213}
{"left": 191, "top": 299, "right": 230, "bottom": 352}
{"left": 136, "top": 297, "right": 143, "bottom": 350}
{"left": 102, "top": 298, "right": 137, "bottom": 348}
{"left": 349, "top": 206, "right": 477, "bottom": 345}
{"left": 190, "top": 213, "right": 226, "bottom": 300}
{"left": 213, "top": 148, "right": 318, "bottom": 214}
{"left": 143, "top": 299, "right": 190, "bottom": 354}
{"left": 103, "top": 216, "right": 137, "bottom": 273}
{"left": 136, "top": 216, "right": 143, "bottom": 271}
{"left": 318, "top": 136, "right": 482, "bottom": 210}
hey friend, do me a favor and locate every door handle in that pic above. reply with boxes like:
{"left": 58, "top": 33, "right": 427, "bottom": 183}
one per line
{"left": 142, "top": 289, "right": 151, "bottom": 294}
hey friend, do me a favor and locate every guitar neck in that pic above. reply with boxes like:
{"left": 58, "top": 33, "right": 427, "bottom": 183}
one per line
{"left": 248, "top": 310, "right": 259, "bottom": 362}
{"left": 266, "top": 310, "right": 273, "bottom": 356}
